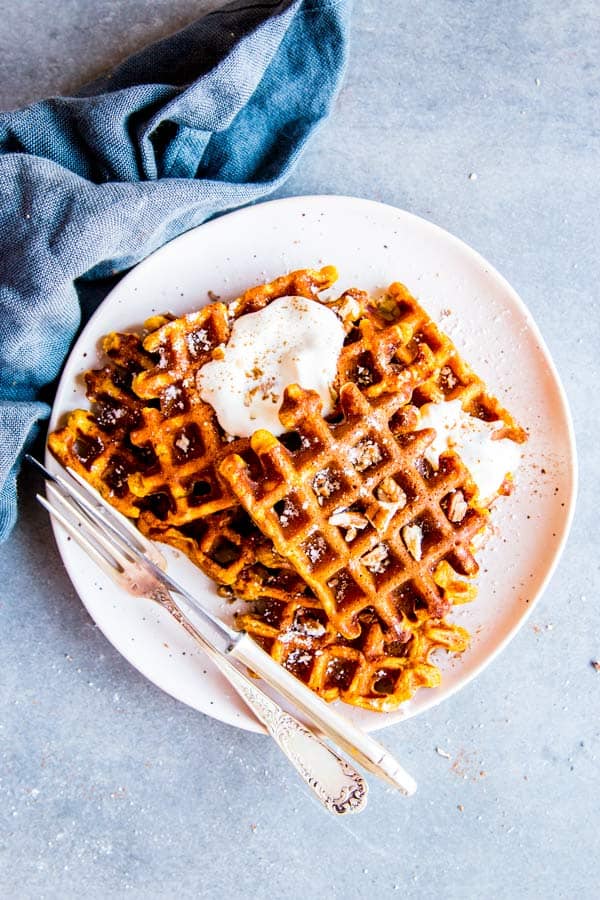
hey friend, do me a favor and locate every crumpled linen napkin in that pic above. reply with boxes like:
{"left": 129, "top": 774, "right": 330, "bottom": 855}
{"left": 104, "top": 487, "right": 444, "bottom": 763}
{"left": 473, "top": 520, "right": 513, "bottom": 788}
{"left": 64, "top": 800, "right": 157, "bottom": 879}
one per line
{"left": 0, "top": 0, "right": 351, "bottom": 541}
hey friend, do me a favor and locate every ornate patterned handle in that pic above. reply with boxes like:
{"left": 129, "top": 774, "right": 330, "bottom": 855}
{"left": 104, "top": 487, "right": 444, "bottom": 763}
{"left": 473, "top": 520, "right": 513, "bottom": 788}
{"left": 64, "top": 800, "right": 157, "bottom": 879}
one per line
{"left": 219, "top": 660, "right": 368, "bottom": 815}
{"left": 230, "top": 633, "right": 417, "bottom": 796}
{"left": 157, "top": 591, "right": 367, "bottom": 814}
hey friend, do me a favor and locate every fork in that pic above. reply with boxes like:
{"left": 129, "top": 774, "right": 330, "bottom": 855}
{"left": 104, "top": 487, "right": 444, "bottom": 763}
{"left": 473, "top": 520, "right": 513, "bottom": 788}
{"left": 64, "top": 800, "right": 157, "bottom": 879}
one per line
{"left": 33, "top": 465, "right": 367, "bottom": 815}
{"left": 30, "top": 456, "right": 417, "bottom": 808}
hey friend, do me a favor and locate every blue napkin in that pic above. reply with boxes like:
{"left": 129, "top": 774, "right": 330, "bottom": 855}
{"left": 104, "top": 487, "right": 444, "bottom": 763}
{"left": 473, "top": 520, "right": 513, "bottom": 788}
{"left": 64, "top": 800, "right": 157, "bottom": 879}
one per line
{"left": 0, "top": 0, "right": 351, "bottom": 541}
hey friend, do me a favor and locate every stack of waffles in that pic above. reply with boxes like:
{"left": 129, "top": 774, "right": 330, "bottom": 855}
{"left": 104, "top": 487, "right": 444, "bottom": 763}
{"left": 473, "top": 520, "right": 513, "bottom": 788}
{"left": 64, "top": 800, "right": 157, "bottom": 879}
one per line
{"left": 49, "top": 267, "right": 526, "bottom": 711}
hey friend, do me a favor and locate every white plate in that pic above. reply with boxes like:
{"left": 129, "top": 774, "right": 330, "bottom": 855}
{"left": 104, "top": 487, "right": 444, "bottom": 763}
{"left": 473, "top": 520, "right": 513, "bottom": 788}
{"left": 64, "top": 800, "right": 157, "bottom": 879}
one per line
{"left": 47, "top": 195, "right": 577, "bottom": 734}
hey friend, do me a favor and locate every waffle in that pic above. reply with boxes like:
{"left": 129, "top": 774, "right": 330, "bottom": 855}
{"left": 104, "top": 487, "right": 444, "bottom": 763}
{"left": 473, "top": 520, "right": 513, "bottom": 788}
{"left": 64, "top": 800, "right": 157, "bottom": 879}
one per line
{"left": 48, "top": 329, "right": 162, "bottom": 519}
{"left": 220, "top": 281, "right": 526, "bottom": 638}
{"left": 236, "top": 595, "right": 469, "bottom": 712}
{"left": 220, "top": 380, "right": 490, "bottom": 640}
{"left": 48, "top": 269, "right": 526, "bottom": 712}
{"left": 48, "top": 269, "right": 339, "bottom": 585}
{"left": 335, "top": 281, "right": 526, "bottom": 444}
{"left": 122, "top": 266, "right": 340, "bottom": 532}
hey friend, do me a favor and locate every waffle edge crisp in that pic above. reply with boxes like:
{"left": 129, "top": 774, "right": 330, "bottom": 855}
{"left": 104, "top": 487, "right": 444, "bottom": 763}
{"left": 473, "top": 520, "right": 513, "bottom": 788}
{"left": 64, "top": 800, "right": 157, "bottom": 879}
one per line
{"left": 49, "top": 266, "right": 526, "bottom": 712}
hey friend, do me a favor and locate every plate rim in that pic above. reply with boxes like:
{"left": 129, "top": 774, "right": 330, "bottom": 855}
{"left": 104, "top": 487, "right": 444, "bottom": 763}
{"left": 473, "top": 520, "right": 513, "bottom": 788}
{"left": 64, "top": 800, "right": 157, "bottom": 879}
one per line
{"left": 46, "top": 193, "right": 578, "bottom": 734}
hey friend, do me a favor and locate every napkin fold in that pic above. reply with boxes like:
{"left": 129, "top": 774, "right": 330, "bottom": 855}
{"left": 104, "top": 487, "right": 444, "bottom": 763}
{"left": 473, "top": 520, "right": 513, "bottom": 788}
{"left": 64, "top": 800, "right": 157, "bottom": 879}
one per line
{"left": 0, "top": 0, "right": 351, "bottom": 541}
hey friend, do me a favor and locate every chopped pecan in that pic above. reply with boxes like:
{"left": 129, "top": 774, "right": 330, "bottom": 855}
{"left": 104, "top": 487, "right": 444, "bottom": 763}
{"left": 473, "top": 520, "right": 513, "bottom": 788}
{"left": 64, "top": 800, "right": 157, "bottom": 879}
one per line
{"left": 440, "top": 365, "right": 458, "bottom": 390}
{"left": 355, "top": 365, "right": 373, "bottom": 386}
{"left": 447, "top": 490, "right": 468, "bottom": 523}
{"left": 361, "top": 543, "right": 390, "bottom": 574}
{"left": 401, "top": 523, "right": 423, "bottom": 561}
{"left": 351, "top": 439, "right": 382, "bottom": 472}
{"left": 328, "top": 509, "right": 368, "bottom": 543}
{"left": 335, "top": 293, "right": 362, "bottom": 328}
{"left": 366, "top": 477, "right": 408, "bottom": 533}
{"left": 313, "top": 469, "right": 341, "bottom": 504}
{"left": 376, "top": 477, "right": 407, "bottom": 508}
{"left": 174, "top": 433, "right": 190, "bottom": 454}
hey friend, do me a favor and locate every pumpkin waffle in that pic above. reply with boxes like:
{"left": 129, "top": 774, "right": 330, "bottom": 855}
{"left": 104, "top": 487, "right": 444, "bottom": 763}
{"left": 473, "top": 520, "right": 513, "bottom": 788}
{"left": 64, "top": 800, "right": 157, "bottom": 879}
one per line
{"left": 48, "top": 268, "right": 526, "bottom": 712}
{"left": 236, "top": 594, "right": 469, "bottom": 712}
{"left": 121, "top": 266, "right": 340, "bottom": 532}
{"left": 48, "top": 328, "right": 163, "bottom": 519}
{"left": 220, "top": 380, "right": 490, "bottom": 640}
{"left": 48, "top": 268, "right": 339, "bottom": 586}
{"left": 335, "top": 281, "right": 526, "bottom": 445}
{"left": 220, "top": 281, "right": 526, "bottom": 642}
{"left": 49, "top": 327, "right": 268, "bottom": 585}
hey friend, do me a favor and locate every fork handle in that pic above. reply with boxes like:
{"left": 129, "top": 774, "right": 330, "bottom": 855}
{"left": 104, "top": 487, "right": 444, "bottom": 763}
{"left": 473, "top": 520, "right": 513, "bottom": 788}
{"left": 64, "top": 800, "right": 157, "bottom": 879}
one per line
{"left": 161, "top": 595, "right": 367, "bottom": 815}
{"left": 209, "top": 655, "right": 367, "bottom": 814}
{"left": 230, "top": 633, "right": 417, "bottom": 796}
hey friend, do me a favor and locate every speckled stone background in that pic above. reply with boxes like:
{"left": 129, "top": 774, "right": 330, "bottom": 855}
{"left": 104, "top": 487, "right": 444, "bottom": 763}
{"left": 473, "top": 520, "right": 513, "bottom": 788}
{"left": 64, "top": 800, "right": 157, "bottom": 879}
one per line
{"left": 1, "top": 2, "right": 598, "bottom": 897}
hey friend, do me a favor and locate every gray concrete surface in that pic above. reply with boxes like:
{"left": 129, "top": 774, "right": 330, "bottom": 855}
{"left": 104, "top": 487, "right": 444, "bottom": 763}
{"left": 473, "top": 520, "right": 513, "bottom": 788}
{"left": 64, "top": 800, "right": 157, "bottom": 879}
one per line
{"left": 1, "top": 1, "right": 599, "bottom": 897}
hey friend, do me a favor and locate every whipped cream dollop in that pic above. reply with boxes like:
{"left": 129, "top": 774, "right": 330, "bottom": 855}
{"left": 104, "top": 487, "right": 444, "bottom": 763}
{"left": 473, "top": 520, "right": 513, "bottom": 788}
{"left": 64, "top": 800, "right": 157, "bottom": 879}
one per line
{"left": 197, "top": 296, "right": 345, "bottom": 438}
{"left": 418, "top": 399, "right": 521, "bottom": 502}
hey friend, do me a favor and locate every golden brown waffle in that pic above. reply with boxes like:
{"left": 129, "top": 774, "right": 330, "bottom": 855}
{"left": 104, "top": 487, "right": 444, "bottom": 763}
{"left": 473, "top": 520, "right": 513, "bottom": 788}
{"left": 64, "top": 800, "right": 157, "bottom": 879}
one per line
{"left": 48, "top": 329, "right": 162, "bottom": 518}
{"left": 335, "top": 282, "right": 527, "bottom": 444}
{"left": 218, "top": 280, "right": 526, "bottom": 707}
{"left": 220, "top": 380, "right": 489, "bottom": 640}
{"left": 48, "top": 268, "right": 339, "bottom": 584}
{"left": 48, "top": 326, "right": 267, "bottom": 585}
{"left": 48, "top": 269, "right": 526, "bottom": 712}
{"left": 236, "top": 595, "right": 469, "bottom": 712}
{"left": 122, "top": 267, "right": 340, "bottom": 532}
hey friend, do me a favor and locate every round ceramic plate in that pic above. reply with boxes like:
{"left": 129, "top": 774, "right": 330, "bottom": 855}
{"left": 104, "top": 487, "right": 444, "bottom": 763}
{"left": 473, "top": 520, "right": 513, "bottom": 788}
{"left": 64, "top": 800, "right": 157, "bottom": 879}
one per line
{"left": 47, "top": 195, "right": 577, "bottom": 734}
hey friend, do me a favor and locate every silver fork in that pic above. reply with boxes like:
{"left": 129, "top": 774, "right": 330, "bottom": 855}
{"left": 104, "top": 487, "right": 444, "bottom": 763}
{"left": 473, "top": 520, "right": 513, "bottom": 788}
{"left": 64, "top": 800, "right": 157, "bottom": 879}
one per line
{"left": 30, "top": 456, "right": 417, "bottom": 807}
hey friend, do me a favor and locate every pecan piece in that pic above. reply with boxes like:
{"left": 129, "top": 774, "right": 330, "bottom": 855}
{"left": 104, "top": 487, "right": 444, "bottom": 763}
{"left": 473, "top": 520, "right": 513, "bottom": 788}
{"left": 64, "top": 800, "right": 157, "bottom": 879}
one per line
{"left": 313, "top": 469, "right": 341, "bottom": 504}
{"left": 401, "top": 523, "right": 423, "bottom": 561}
{"left": 376, "top": 477, "right": 407, "bottom": 508}
{"left": 351, "top": 439, "right": 382, "bottom": 472}
{"left": 361, "top": 543, "right": 390, "bottom": 574}
{"left": 440, "top": 365, "right": 458, "bottom": 390}
{"left": 367, "top": 477, "right": 408, "bottom": 533}
{"left": 447, "top": 490, "right": 468, "bottom": 523}
{"left": 328, "top": 509, "right": 368, "bottom": 543}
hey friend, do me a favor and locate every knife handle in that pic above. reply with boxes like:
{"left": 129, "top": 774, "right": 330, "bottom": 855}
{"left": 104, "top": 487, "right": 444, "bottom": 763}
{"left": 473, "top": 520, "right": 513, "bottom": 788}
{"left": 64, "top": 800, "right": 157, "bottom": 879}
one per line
{"left": 229, "top": 632, "right": 417, "bottom": 797}
{"left": 211, "top": 655, "right": 368, "bottom": 814}
{"left": 159, "top": 591, "right": 368, "bottom": 815}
